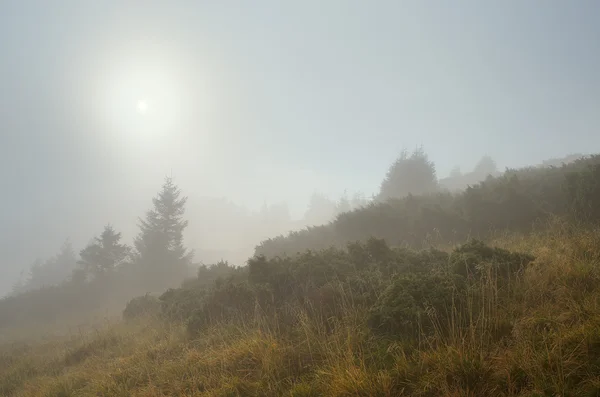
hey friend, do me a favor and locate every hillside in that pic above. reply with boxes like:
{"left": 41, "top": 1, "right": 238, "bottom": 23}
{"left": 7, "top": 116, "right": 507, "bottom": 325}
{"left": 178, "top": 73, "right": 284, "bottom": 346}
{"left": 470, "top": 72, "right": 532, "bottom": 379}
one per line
{"left": 256, "top": 154, "right": 600, "bottom": 258}
{"left": 2, "top": 221, "right": 600, "bottom": 396}
{"left": 2, "top": 154, "right": 600, "bottom": 396}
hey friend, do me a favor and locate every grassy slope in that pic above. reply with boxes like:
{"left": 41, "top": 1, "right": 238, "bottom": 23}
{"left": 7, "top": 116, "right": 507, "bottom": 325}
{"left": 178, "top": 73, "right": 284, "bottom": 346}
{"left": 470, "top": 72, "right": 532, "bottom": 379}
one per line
{"left": 2, "top": 220, "right": 600, "bottom": 396}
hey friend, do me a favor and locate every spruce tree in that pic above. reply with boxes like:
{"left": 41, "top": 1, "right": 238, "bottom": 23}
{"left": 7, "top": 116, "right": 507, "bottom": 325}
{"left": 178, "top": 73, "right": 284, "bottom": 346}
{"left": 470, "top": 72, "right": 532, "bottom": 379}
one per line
{"left": 378, "top": 147, "right": 438, "bottom": 201}
{"left": 473, "top": 155, "right": 498, "bottom": 178}
{"left": 335, "top": 190, "right": 352, "bottom": 216}
{"left": 134, "top": 177, "right": 193, "bottom": 290}
{"left": 304, "top": 193, "right": 337, "bottom": 226}
{"left": 78, "top": 225, "right": 130, "bottom": 279}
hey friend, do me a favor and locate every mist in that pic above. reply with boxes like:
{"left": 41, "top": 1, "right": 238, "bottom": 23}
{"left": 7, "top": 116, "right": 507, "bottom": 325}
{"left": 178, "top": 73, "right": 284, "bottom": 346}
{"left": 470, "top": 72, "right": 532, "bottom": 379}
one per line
{"left": 2, "top": 0, "right": 600, "bottom": 297}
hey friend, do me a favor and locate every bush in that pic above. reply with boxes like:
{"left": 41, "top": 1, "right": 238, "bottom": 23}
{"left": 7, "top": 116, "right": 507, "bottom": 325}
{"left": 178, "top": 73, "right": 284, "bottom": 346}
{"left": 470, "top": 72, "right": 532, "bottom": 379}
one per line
{"left": 368, "top": 272, "right": 462, "bottom": 337}
{"left": 187, "top": 281, "right": 273, "bottom": 334}
{"left": 122, "top": 294, "right": 161, "bottom": 320}
{"left": 450, "top": 239, "right": 535, "bottom": 280}
{"left": 159, "top": 287, "right": 207, "bottom": 322}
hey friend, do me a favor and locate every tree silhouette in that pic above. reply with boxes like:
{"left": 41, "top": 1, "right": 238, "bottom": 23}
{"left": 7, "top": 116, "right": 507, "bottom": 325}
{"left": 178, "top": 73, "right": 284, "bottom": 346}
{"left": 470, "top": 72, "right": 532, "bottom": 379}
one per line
{"left": 304, "top": 193, "right": 337, "bottom": 226}
{"left": 378, "top": 147, "right": 438, "bottom": 200}
{"left": 473, "top": 155, "right": 498, "bottom": 178}
{"left": 134, "top": 177, "right": 193, "bottom": 291}
{"left": 25, "top": 241, "right": 77, "bottom": 290}
{"left": 335, "top": 190, "right": 352, "bottom": 217}
{"left": 78, "top": 225, "right": 130, "bottom": 279}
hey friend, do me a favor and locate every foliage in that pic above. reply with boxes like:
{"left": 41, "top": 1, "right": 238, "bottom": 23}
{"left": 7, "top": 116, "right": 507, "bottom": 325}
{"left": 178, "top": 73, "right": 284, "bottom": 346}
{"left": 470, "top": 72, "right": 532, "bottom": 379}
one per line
{"left": 256, "top": 154, "right": 600, "bottom": 258}
{"left": 450, "top": 239, "right": 535, "bottom": 279}
{"left": 133, "top": 177, "right": 194, "bottom": 291}
{"left": 122, "top": 294, "right": 161, "bottom": 320}
{"left": 378, "top": 147, "right": 439, "bottom": 201}
{"left": 473, "top": 155, "right": 498, "bottom": 178}
{"left": 367, "top": 272, "right": 459, "bottom": 336}
{"left": 23, "top": 240, "right": 77, "bottom": 291}
{"left": 564, "top": 162, "right": 600, "bottom": 223}
{"left": 77, "top": 225, "right": 131, "bottom": 279}
{"left": 0, "top": 179, "right": 196, "bottom": 331}
{"left": 5, "top": 151, "right": 600, "bottom": 395}
{"left": 145, "top": 238, "right": 534, "bottom": 343}
{"left": 6, "top": 201, "right": 600, "bottom": 395}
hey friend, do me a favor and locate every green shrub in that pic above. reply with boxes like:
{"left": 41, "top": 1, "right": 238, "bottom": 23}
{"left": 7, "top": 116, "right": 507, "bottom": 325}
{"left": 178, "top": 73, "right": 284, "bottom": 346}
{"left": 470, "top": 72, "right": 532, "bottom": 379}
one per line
{"left": 159, "top": 287, "right": 207, "bottom": 322}
{"left": 122, "top": 294, "right": 161, "bottom": 320}
{"left": 450, "top": 239, "right": 535, "bottom": 280}
{"left": 368, "top": 271, "right": 462, "bottom": 337}
{"left": 187, "top": 281, "right": 273, "bottom": 334}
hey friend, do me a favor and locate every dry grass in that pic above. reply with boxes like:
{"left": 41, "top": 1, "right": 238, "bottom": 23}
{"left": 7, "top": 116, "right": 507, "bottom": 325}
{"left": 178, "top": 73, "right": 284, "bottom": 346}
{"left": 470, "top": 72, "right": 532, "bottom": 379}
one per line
{"left": 3, "top": 221, "right": 600, "bottom": 396}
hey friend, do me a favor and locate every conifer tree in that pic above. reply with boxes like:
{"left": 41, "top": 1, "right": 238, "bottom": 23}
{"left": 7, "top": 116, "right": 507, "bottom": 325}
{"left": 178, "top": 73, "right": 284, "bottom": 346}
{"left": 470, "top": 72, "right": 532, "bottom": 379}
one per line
{"left": 134, "top": 177, "right": 193, "bottom": 290}
{"left": 378, "top": 147, "right": 438, "bottom": 200}
{"left": 473, "top": 155, "right": 498, "bottom": 178}
{"left": 78, "top": 225, "right": 130, "bottom": 279}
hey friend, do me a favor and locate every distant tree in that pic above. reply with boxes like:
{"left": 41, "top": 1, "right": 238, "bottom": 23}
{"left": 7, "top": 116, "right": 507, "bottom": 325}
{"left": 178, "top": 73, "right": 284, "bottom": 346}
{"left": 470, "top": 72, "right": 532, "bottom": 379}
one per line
{"left": 78, "top": 225, "right": 130, "bottom": 279}
{"left": 25, "top": 241, "right": 77, "bottom": 290}
{"left": 51, "top": 240, "right": 78, "bottom": 285}
{"left": 335, "top": 190, "right": 352, "bottom": 216}
{"left": 541, "top": 153, "right": 585, "bottom": 168}
{"left": 350, "top": 191, "right": 369, "bottom": 209}
{"left": 10, "top": 268, "right": 29, "bottom": 295}
{"left": 262, "top": 202, "right": 291, "bottom": 226}
{"left": 134, "top": 177, "right": 193, "bottom": 290}
{"left": 378, "top": 147, "right": 438, "bottom": 200}
{"left": 473, "top": 155, "right": 498, "bottom": 178}
{"left": 69, "top": 268, "right": 89, "bottom": 285}
{"left": 304, "top": 193, "right": 337, "bottom": 226}
{"left": 449, "top": 166, "right": 462, "bottom": 179}
{"left": 26, "top": 258, "right": 46, "bottom": 291}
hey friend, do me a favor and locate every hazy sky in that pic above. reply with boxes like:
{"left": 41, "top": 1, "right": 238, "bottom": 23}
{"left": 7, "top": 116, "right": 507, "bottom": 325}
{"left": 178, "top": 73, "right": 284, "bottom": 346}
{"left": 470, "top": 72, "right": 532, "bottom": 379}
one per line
{"left": 1, "top": 1, "right": 600, "bottom": 294}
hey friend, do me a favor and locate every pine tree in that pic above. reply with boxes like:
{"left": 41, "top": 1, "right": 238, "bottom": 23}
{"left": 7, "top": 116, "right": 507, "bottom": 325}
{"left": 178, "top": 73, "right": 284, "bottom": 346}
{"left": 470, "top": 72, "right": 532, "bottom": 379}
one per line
{"left": 378, "top": 147, "right": 438, "bottom": 201}
{"left": 473, "top": 155, "right": 498, "bottom": 178}
{"left": 134, "top": 177, "right": 193, "bottom": 290}
{"left": 304, "top": 192, "right": 337, "bottom": 226}
{"left": 78, "top": 225, "right": 130, "bottom": 279}
{"left": 51, "top": 240, "right": 77, "bottom": 285}
{"left": 335, "top": 190, "right": 352, "bottom": 216}
{"left": 10, "top": 269, "right": 28, "bottom": 295}
{"left": 25, "top": 241, "right": 77, "bottom": 290}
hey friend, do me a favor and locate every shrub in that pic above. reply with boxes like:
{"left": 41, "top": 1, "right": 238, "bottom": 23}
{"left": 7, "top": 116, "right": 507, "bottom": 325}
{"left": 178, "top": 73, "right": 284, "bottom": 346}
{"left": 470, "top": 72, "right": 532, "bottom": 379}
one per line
{"left": 187, "top": 281, "right": 273, "bottom": 335}
{"left": 159, "top": 287, "right": 207, "bottom": 322}
{"left": 450, "top": 239, "right": 535, "bottom": 280}
{"left": 368, "top": 271, "right": 462, "bottom": 337}
{"left": 122, "top": 294, "right": 161, "bottom": 320}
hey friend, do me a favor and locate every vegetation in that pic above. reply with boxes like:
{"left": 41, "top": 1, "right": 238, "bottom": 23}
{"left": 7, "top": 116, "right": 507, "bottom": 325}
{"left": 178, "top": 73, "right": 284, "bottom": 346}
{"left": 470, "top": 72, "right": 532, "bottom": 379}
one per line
{"left": 2, "top": 150, "right": 600, "bottom": 395}
{"left": 3, "top": 220, "right": 600, "bottom": 396}
{"left": 256, "top": 154, "right": 600, "bottom": 258}
{"left": 378, "top": 147, "right": 439, "bottom": 201}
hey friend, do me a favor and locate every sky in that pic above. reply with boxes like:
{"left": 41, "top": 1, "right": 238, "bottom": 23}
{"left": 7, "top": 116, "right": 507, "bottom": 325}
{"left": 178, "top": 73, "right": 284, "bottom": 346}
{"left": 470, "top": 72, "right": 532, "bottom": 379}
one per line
{"left": 1, "top": 0, "right": 600, "bottom": 295}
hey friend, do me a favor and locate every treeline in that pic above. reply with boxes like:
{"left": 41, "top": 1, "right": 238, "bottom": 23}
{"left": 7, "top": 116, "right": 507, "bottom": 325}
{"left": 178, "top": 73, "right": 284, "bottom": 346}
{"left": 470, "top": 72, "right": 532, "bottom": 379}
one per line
{"left": 256, "top": 151, "right": 599, "bottom": 258}
{"left": 1, "top": 148, "right": 592, "bottom": 331}
{"left": 184, "top": 191, "right": 369, "bottom": 264}
{"left": 0, "top": 178, "right": 195, "bottom": 330}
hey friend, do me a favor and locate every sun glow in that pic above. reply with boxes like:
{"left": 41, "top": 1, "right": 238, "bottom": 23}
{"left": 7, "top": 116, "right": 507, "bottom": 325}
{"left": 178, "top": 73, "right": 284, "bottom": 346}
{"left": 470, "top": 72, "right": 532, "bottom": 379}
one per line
{"left": 89, "top": 40, "right": 214, "bottom": 164}
{"left": 137, "top": 99, "right": 149, "bottom": 114}
{"left": 95, "top": 47, "right": 190, "bottom": 141}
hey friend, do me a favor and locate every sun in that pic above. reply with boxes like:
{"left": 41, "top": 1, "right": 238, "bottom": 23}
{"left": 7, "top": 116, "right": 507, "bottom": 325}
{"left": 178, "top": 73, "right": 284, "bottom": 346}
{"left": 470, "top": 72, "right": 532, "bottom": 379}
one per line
{"left": 137, "top": 99, "right": 149, "bottom": 114}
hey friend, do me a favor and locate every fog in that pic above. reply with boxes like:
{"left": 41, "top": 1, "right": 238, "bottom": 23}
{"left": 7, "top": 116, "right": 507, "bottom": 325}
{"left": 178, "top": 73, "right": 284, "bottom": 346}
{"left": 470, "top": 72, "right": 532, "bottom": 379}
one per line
{"left": 2, "top": 0, "right": 600, "bottom": 296}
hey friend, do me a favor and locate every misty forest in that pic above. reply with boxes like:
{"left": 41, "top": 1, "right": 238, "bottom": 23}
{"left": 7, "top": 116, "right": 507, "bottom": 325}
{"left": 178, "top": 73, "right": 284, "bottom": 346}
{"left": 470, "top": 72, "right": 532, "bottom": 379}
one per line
{"left": 3, "top": 2, "right": 600, "bottom": 397}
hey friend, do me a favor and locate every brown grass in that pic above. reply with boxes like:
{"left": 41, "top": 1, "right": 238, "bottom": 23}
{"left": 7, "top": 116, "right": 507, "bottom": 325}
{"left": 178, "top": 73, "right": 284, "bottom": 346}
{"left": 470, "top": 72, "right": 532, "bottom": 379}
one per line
{"left": 3, "top": 220, "right": 600, "bottom": 396}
